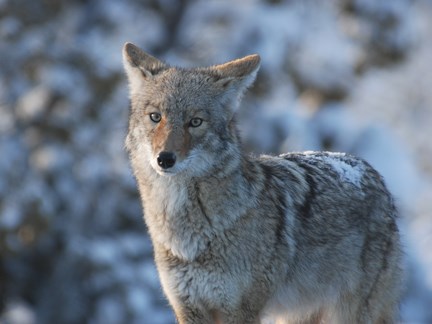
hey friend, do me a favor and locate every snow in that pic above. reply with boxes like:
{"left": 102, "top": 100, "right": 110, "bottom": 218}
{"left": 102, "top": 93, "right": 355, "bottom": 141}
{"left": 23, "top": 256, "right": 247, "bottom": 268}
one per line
{"left": 0, "top": 202, "right": 22, "bottom": 230}
{"left": 0, "top": 301, "right": 36, "bottom": 324}
{"left": 326, "top": 158, "right": 364, "bottom": 189}
{"left": 304, "top": 151, "right": 365, "bottom": 188}
{"left": 1, "top": 0, "right": 431, "bottom": 323}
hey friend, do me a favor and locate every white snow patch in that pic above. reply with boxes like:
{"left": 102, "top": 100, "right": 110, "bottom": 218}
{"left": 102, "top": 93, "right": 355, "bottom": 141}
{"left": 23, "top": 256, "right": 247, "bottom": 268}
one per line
{"left": 0, "top": 202, "right": 22, "bottom": 230}
{"left": 15, "top": 86, "right": 51, "bottom": 121}
{"left": 0, "top": 300, "right": 36, "bottom": 324}
{"left": 305, "top": 151, "right": 365, "bottom": 188}
{"left": 326, "top": 158, "right": 364, "bottom": 188}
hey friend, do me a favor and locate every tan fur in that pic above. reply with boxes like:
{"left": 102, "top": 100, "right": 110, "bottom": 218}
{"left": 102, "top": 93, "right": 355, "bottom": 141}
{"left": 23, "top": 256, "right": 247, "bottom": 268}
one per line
{"left": 152, "top": 119, "right": 191, "bottom": 155}
{"left": 123, "top": 43, "right": 404, "bottom": 324}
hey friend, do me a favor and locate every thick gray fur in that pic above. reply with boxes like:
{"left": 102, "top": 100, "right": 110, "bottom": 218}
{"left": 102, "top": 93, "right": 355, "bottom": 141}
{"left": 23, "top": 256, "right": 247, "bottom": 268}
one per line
{"left": 123, "top": 42, "right": 403, "bottom": 324}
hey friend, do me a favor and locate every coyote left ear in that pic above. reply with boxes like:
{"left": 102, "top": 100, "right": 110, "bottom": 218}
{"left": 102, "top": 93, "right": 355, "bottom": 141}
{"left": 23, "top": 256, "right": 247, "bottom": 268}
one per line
{"left": 210, "top": 55, "right": 260, "bottom": 112}
{"left": 123, "top": 43, "right": 168, "bottom": 88}
{"left": 212, "top": 54, "right": 261, "bottom": 91}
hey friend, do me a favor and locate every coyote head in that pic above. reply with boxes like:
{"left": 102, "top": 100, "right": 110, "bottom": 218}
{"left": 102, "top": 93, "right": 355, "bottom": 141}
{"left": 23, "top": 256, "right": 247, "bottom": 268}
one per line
{"left": 123, "top": 43, "right": 260, "bottom": 177}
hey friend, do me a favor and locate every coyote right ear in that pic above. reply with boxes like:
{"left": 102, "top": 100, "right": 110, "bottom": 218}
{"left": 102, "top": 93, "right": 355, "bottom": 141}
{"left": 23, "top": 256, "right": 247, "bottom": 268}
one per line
{"left": 123, "top": 43, "right": 168, "bottom": 82}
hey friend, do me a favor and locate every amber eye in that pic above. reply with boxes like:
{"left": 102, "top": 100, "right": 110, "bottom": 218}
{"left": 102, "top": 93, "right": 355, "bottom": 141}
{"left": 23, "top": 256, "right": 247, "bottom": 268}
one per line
{"left": 189, "top": 118, "right": 203, "bottom": 128}
{"left": 149, "top": 113, "right": 162, "bottom": 123}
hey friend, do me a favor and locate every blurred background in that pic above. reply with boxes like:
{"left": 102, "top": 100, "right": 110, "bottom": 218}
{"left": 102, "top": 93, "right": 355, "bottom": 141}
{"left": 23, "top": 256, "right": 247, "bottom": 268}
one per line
{"left": 1, "top": 0, "right": 431, "bottom": 323}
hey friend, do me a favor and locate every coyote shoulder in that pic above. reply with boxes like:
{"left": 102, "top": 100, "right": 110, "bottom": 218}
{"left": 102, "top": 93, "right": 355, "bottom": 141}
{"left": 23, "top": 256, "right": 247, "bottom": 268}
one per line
{"left": 123, "top": 42, "right": 403, "bottom": 324}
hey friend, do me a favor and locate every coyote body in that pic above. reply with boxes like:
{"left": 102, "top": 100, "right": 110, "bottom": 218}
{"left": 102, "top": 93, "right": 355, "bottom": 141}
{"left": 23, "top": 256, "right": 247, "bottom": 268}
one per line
{"left": 123, "top": 43, "right": 403, "bottom": 324}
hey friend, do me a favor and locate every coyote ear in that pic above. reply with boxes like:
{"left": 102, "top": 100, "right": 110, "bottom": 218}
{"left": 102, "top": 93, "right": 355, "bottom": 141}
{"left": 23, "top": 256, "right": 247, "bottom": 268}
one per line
{"left": 122, "top": 42, "right": 168, "bottom": 84}
{"left": 210, "top": 54, "right": 260, "bottom": 111}
{"left": 212, "top": 54, "right": 261, "bottom": 91}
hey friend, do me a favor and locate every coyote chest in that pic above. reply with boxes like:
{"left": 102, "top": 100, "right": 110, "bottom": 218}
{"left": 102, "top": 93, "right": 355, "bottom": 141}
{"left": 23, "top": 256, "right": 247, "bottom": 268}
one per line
{"left": 158, "top": 242, "right": 255, "bottom": 313}
{"left": 141, "top": 175, "right": 251, "bottom": 262}
{"left": 141, "top": 177, "right": 203, "bottom": 261}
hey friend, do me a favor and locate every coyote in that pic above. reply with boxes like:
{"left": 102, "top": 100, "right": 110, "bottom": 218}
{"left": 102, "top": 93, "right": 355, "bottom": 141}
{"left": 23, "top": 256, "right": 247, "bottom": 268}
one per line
{"left": 123, "top": 43, "right": 403, "bottom": 324}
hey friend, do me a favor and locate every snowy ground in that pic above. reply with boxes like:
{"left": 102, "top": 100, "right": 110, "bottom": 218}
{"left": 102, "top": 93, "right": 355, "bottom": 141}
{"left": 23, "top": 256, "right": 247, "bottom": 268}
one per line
{"left": 1, "top": 0, "right": 431, "bottom": 323}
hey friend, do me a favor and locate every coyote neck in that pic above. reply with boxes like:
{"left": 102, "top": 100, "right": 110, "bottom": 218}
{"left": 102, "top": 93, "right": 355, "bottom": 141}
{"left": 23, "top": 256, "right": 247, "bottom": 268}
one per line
{"left": 139, "top": 157, "right": 260, "bottom": 261}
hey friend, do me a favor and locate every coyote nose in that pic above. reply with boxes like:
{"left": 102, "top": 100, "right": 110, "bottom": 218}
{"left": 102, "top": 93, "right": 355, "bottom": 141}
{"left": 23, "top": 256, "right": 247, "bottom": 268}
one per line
{"left": 157, "top": 151, "right": 176, "bottom": 169}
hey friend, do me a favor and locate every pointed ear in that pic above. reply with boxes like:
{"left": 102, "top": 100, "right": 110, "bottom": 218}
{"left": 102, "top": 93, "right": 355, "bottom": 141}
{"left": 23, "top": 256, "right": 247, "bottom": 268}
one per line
{"left": 212, "top": 54, "right": 261, "bottom": 91}
{"left": 209, "top": 54, "right": 260, "bottom": 112}
{"left": 122, "top": 43, "right": 168, "bottom": 88}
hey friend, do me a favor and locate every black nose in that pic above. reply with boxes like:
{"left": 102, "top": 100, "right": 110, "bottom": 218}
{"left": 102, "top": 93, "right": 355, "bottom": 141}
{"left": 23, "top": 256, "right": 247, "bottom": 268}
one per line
{"left": 157, "top": 151, "right": 176, "bottom": 169}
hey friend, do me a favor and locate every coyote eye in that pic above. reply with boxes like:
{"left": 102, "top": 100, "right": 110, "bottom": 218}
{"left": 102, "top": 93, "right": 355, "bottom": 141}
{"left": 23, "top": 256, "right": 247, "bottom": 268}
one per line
{"left": 189, "top": 118, "right": 203, "bottom": 128}
{"left": 149, "top": 113, "right": 162, "bottom": 123}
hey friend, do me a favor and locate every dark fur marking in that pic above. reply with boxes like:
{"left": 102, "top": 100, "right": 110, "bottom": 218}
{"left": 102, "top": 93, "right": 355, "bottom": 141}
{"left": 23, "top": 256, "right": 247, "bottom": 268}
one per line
{"left": 298, "top": 173, "right": 316, "bottom": 219}
{"left": 362, "top": 232, "right": 396, "bottom": 316}
{"left": 260, "top": 163, "right": 287, "bottom": 245}
{"left": 291, "top": 161, "right": 317, "bottom": 220}
{"left": 194, "top": 182, "right": 213, "bottom": 226}
{"left": 274, "top": 190, "right": 287, "bottom": 245}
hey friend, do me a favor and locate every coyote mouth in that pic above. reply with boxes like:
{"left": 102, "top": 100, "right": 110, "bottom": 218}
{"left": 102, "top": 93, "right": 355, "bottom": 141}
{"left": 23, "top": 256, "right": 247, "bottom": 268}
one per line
{"left": 155, "top": 167, "right": 178, "bottom": 177}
